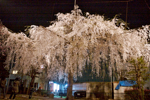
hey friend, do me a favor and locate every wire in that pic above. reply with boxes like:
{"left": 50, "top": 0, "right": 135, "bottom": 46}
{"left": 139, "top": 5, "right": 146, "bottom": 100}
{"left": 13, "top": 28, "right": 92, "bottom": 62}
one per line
{"left": 76, "top": 0, "right": 132, "bottom": 4}
{"left": 126, "top": 2, "right": 128, "bottom": 23}
{"left": 144, "top": 0, "right": 150, "bottom": 10}
{"left": 51, "top": 0, "right": 133, "bottom": 23}
{"left": 53, "top": 0, "right": 132, "bottom": 4}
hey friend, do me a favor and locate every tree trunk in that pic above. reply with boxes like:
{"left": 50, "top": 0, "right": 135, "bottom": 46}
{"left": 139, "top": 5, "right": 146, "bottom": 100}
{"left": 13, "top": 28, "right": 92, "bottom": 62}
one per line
{"left": 137, "top": 76, "right": 144, "bottom": 100}
{"left": 27, "top": 69, "right": 36, "bottom": 94}
{"left": 66, "top": 71, "right": 73, "bottom": 100}
{"left": 30, "top": 76, "right": 35, "bottom": 87}
{"left": 137, "top": 86, "right": 144, "bottom": 100}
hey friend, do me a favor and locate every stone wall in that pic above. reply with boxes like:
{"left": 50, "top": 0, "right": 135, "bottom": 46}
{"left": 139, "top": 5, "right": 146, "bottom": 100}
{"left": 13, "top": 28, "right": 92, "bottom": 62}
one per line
{"left": 86, "top": 82, "right": 112, "bottom": 99}
{"left": 73, "top": 81, "right": 134, "bottom": 100}
{"left": 114, "top": 82, "right": 133, "bottom": 100}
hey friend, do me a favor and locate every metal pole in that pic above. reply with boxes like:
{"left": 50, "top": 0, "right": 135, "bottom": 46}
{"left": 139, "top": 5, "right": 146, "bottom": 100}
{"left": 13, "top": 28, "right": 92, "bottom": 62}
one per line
{"left": 112, "top": 67, "right": 114, "bottom": 99}
{"left": 110, "top": 38, "right": 114, "bottom": 99}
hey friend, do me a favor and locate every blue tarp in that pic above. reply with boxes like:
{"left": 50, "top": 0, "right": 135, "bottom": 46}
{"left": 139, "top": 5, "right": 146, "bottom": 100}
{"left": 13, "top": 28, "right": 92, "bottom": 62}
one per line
{"left": 115, "top": 80, "right": 137, "bottom": 90}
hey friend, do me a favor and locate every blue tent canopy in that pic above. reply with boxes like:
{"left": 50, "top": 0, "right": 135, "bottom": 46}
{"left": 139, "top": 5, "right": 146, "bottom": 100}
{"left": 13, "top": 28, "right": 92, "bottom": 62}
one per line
{"left": 115, "top": 80, "right": 136, "bottom": 90}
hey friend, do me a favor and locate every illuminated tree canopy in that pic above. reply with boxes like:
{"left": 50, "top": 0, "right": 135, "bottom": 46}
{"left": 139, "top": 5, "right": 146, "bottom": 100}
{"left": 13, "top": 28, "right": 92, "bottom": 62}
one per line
{"left": 2, "top": 6, "right": 150, "bottom": 80}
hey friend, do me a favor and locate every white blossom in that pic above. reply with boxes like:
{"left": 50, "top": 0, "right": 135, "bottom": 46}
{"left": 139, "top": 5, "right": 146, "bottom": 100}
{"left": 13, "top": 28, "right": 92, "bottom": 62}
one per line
{"left": 3, "top": 7, "right": 150, "bottom": 80}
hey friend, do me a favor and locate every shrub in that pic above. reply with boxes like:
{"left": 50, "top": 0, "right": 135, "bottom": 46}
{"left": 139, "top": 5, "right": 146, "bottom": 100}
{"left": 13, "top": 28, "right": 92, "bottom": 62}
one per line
{"left": 125, "top": 89, "right": 150, "bottom": 100}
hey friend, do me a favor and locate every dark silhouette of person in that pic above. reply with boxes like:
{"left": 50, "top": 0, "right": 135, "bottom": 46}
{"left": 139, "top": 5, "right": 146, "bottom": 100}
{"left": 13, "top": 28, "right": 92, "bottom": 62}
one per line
{"left": 29, "top": 85, "right": 35, "bottom": 99}
{"left": 9, "top": 78, "right": 20, "bottom": 99}
{"left": 0, "top": 77, "right": 6, "bottom": 99}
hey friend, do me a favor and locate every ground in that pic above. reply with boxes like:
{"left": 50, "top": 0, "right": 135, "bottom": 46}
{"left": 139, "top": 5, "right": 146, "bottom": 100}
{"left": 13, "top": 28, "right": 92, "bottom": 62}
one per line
{"left": 1, "top": 94, "right": 87, "bottom": 100}
{"left": 0, "top": 94, "right": 65, "bottom": 100}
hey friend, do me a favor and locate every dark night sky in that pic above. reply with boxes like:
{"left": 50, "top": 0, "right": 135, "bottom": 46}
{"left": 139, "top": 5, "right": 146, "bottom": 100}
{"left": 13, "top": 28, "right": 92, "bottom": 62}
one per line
{"left": 0, "top": 0, "right": 150, "bottom": 32}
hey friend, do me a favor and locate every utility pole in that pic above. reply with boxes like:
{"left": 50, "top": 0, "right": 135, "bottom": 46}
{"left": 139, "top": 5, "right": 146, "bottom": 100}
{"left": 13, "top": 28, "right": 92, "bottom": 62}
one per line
{"left": 74, "top": 0, "right": 76, "bottom": 7}
{"left": 74, "top": 0, "right": 77, "bottom": 13}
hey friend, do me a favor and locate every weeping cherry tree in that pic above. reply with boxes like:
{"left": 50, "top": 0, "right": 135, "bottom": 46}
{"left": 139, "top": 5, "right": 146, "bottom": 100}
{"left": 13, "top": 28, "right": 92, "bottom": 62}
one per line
{"left": 28, "top": 6, "right": 150, "bottom": 99}
{"left": 3, "top": 6, "right": 150, "bottom": 100}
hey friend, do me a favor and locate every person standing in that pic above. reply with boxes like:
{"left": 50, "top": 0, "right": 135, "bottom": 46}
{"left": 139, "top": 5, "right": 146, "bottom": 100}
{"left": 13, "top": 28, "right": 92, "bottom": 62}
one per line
{"left": 0, "top": 77, "right": 6, "bottom": 99}
{"left": 9, "top": 78, "right": 20, "bottom": 99}
{"left": 29, "top": 85, "right": 35, "bottom": 99}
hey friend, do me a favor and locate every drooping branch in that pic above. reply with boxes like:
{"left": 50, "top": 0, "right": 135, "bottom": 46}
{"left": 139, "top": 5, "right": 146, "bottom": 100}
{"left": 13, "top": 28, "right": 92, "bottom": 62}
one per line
{"left": 3, "top": 6, "right": 150, "bottom": 82}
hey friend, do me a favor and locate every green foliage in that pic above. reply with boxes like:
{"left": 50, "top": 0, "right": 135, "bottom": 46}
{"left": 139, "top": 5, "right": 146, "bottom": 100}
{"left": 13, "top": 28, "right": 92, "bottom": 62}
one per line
{"left": 24, "top": 26, "right": 31, "bottom": 37}
{"left": 76, "top": 60, "right": 111, "bottom": 82}
{"left": 113, "top": 14, "right": 129, "bottom": 30}
{"left": 127, "top": 56, "right": 150, "bottom": 100}
{"left": 128, "top": 56, "right": 150, "bottom": 86}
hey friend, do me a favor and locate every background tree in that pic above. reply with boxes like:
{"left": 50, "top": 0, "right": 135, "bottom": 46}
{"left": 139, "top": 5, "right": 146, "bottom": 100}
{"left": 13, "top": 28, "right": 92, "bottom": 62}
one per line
{"left": 0, "top": 21, "right": 9, "bottom": 78}
{"left": 127, "top": 57, "right": 150, "bottom": 100}
{"left": 0, "top": 21, "right": 9, "bottom": 57}
{"left": 2, "top": 24, "right": 45, "bottom": 94}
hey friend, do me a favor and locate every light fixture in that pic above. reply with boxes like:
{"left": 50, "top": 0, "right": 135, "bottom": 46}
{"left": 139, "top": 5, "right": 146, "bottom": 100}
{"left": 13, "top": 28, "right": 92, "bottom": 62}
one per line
{"left": 12, "top": 70, "right": 18, "bottom": 74}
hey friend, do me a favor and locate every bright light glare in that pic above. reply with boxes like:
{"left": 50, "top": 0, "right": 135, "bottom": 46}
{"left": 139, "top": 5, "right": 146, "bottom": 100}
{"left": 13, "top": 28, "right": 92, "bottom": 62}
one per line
{"left": 12, "top": 70, "right": 18, "bottom": 74}
{"left": 49, "top": 81, "right": 53, "bottom": 84}
{"left": 53, "top": 83, "right": 59, "bottom": 92}
{"left": 65, "top": 84, "right": 68, "bottom": 88}
{"left": 40, "top": 65, "right": 44, "bottom": 69}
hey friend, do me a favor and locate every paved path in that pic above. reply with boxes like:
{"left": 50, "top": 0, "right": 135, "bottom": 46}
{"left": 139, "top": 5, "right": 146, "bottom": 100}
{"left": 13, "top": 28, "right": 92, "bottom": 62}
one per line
{"left": 1, "top": 94, "right": 66, "bottom": 100}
